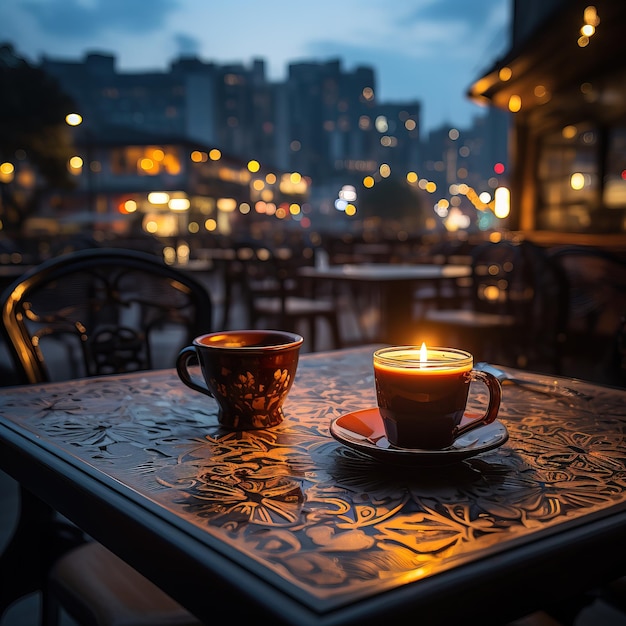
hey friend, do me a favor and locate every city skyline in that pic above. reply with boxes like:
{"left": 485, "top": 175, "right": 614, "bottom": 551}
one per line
{"left": 0, "top": 0, "right": 511, "bottom": 133}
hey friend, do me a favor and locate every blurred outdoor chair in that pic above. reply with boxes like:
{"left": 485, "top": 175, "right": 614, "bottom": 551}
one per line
{"left": 0, "top": 247, "right": 210, "bottom": 625}
{"left": 547, "top": 245, "right": 626, "bottom": 385}
{"left": 412, "top": 237, "right": 475, "bottom": 317}
{"left": 419, "top": 239, "right": 543, "bottom": 366}
{"left": 238, "top": 245, "right": 342, "bottom": 352}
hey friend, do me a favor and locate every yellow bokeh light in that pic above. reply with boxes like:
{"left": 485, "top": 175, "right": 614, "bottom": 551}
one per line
{"left": 209, "top": 149, "right": 222, "bottom": 161}
{"left": 570, "top": 172, "right": 586, "bottom": 190}
{"left": 247, "top": 160, "right": 260, "bottom": 173}
{"left": 508, "top": 95, "right": 522, "bottom": 113}
{"left": 69, "top": 156, "right": 83, "bottom": 169}
{"left": 345, "top": 204, "right": 357, "bottom": 216}
{"left": 147, "top": 192, "right": 169, "bottom": 204}
{"left": 290, "top": 172, "right": 302, "bottom": 184}
{"left": 0, "top": 162, "right": 14, "bottom": 183}
{"left": 363, "top": 176, "right": 375, "bottom": 188}
{"left": 494, "top": 186, "right": 510, "bottom": 218}
{"left": 140, "top": 157, "right": 155, "bottom": 172}
{"left": 562, "top": 125, "right": 577, "bottom": 139}
{"left": 65, "top": 113, "right": 83, "bottom": 126}
{"left": 289, "top": 203, "right": 301, "bottom": 215}
{"left": 498, "top": 67, "right": 512, "bottom": 81}
{"left": 406, "top": 171, "right": 418, "bottom": 184}
{"left": 217, "top": 197, "right": 237, "bottom": 212}
{"left": 581, "top": 24, "right": 595, "bottom": 37}
{"left": 204, "top": 218, "right": 217, "bottom": 231}
{"left": 584, "top": 6, "right": 600, "bottom": 27}
{"left": 169, "top": 197, "right": 190, "bottom": 211}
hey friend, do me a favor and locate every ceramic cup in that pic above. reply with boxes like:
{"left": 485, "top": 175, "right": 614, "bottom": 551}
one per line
{"left": 176, "top": 329, "right": 303, "bottom": 430}
{"left": 373, "top": 345, "right": 501, "bottom": 449}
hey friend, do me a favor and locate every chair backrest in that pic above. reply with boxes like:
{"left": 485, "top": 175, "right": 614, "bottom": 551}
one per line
{"left": 469, "top": 240, "right": 536, "bottom": 320}
{"left": 237, "top": 246, "right": 295, "bottom": 318}
{"left": 1, "top": 248, "right": 213, "bottom": 384}
{"left": 547, "top": 245, "right": 626, "bottom": 382}
{"left": 518, "top": 240, "right": 570, "bottom": 372}
{"left": 548, "top": 245, "right": 626, "bottom": 338}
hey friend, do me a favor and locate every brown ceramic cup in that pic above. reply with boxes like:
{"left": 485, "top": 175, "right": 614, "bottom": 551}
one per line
{"left": 373, "top": 345, "right": 502, "bottom": 449}
{"left": 176, "top": 330, "right": 303, "bottom": 430}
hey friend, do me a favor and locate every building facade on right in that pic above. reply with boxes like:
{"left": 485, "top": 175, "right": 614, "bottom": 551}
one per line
{"left": 468, "top": 0, "right": 626, "bottom": 247}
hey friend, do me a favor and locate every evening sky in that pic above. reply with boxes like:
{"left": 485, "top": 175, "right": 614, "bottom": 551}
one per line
{"left": 0, "top": 0, "right": 511, "bottom": 132}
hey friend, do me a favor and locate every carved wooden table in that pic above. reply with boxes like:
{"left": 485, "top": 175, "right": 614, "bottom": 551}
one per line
{"left": 2, "top": 345, "right": 626, "bottom": 625}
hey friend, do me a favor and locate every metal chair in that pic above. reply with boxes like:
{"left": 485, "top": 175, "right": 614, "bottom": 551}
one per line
{"left": 419, "top": 240, "right": 542, "bottom": 366}
{"left": 0, "top": 247, "right": 209, "bottom": 625}
{"left": 236, "top": 245, "right": 342, "bottom": 352}
{"left": 547, "top": 245, "right": 626, "bottom": 384}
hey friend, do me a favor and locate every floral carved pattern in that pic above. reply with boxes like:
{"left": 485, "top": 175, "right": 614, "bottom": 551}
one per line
{"left": 2, "top": 347, "right": 626, "bottom": 611}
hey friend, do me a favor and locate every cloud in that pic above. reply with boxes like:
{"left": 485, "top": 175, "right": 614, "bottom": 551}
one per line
{"left": 400, "top": 0, "right": 503, "bottom": 31}
{"left": 20, "top": 0, "right": 180, "bottom": 37}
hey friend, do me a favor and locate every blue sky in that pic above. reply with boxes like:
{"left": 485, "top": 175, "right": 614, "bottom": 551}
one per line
{"left": 0, "top": 0, "right": 511, "bottom": 132}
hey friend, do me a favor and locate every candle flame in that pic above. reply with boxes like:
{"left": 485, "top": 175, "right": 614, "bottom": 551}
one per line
{"left": 420, "top": 342, "right": 428, "bottom": 363}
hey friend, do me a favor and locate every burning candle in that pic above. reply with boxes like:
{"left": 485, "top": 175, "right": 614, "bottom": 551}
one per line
{"left": 372, "top": 344, "right": 500, "bottom": 449}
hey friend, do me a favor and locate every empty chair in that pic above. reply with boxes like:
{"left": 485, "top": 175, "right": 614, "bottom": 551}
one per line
{"left": 412, "top": 236, "right": 475, "bottom": 316}
{"left": 0, "top": 247, "right": 208, "bottom": 625}
{"left": 238, "top": 245, "right": 342, "bottom": 352}
{"left": 1, "top": 247, "right": 213, "bottom": 384}
{"left": 547, "top": 245, "right": 626, "bottom": 384}
{"left": 419, "top": 239, "right": 540, "bottom": 366}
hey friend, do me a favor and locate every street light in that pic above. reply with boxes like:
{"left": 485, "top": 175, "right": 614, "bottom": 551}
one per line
{"left": 65, "top": 112, "right": 95, "bottom": 212}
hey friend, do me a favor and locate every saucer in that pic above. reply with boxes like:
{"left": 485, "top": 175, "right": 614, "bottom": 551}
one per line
{"left": 330, "top": 407, "right": 508, "bottom": 466}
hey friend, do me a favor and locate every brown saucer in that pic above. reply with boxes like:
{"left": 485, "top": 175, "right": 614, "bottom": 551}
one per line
{"left": 330, "top": 407, "right": 508, "bottom": 466}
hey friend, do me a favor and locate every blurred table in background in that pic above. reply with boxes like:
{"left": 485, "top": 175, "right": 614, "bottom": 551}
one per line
{"left": 299, "top": 262, "right": 471, "bottom": 344}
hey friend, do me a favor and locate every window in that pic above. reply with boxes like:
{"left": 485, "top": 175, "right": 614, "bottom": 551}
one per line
{"left": 536, "top": 121, "right": 626, "bottom": 232}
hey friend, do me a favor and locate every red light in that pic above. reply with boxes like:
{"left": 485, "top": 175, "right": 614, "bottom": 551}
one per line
{"left": 621, "top": 170, "right": 626, "bottom": 180}
{"left": 494, "top": 163, "right": 505, "bottom": 175}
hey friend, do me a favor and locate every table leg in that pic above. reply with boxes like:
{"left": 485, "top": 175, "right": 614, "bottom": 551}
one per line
{"left": 379, "top": 282, "right": 415, "bottom": 344}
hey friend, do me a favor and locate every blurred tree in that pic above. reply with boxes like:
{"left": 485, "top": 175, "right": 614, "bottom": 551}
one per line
{"left": 357, "top": 175, "right": 428, "bottom": 234}
{"left": 0, "top": 43, "right": 76, "bottom": 236}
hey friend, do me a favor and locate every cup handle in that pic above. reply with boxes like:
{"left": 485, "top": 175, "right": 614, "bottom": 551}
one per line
{"left": 453, "top": 370, "right": 502, "bottom": 439}
{"left": 176, "top": 346, "right": 214, "bottom": 397}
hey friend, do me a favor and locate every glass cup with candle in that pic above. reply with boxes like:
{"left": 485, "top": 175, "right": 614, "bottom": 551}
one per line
{"left": 373, "top": 344, "right": 502, "bottom": 449}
